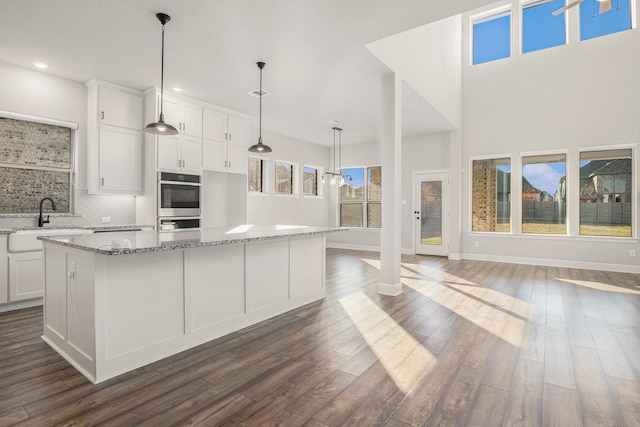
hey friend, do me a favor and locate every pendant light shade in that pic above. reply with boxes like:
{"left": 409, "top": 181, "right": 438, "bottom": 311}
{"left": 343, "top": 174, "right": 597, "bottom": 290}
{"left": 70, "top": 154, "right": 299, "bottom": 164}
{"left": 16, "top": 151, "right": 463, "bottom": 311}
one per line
{"left": 248, "top": 61, "right": 273, "bottom": 153}
{"left": 144, "top": 12, "right": 179, "bottom": 136}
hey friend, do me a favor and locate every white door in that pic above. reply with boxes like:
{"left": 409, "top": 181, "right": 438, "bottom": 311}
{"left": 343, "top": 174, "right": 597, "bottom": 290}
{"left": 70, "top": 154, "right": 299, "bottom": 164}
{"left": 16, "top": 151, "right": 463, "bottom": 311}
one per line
{"left": 414, "top": 172, "right": 449, "bottom": 256}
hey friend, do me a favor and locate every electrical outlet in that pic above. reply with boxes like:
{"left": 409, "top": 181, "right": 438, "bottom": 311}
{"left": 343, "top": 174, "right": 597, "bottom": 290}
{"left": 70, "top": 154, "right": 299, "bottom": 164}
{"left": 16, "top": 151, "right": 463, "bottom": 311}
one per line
{"left": 101, "top": 216, "right": 111, "bottom": 224}
{"left": 630, "top": 249, "right": 636, "bottom": 257}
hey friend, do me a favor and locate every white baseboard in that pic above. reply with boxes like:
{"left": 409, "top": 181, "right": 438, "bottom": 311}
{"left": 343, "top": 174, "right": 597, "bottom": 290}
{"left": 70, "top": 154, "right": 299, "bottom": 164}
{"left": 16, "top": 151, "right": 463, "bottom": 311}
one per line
{"left": 461, "top": 252, "right": 640, "bottom": 274}
{"left": 448, "top": 253, "right": 462, "bottom": 261}
{"left": 378, "top": 282, "right": 403, "bottom": 296}
{"left": 326, "top": 242, "right": 414, "bottom": 255}
{"left": 0, "top": 298, "right": 42, "bottom": 313}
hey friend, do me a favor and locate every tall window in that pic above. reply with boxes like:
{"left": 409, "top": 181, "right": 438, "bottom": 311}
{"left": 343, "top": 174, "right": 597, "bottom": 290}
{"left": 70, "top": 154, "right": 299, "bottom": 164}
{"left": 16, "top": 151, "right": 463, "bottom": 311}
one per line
{"left": 473, "top": 10, "right": 511, "bottom": 65}
{"left": 579, "top": 149, "right": 632, "bottom": 237}
{"left": 340, "top": 166, "right": 381, "bottom": 228}
{"left": 303, "top": 166, "right": 318, "bottom": 196}
{"left": 472, "top": 158, "right": 511, "bottom": 232}
{"left": 0, "top": 117, "right": 73, "bottom": 214}
{"left": 275, "top": 161, "right": 294, "bottom": 195}
{"left": 580, "top": 0, "right": 632, "bottom": 41}
{"left": 522, "top": 153, "right": 566, "bottom": 234}
{"left": 248, "top": 157, "right": 263, "bottom": 193}
{"left": 522, "top": 0, "right": 567, "bottom": 54}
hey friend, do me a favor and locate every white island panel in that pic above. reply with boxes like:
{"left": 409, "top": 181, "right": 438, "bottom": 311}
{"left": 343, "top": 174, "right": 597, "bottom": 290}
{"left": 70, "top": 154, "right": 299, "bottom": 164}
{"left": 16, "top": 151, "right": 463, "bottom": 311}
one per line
{"left": 102, "top": 251, "right": 185, "bottom": 359}
{"left": 44, "top": 247, "right": 68, "bottom": 340}
{"left": 246, "top": 239, "right": 289, "bottom": 313}
{"left": 67, "top": 252, "right": 95, "bottom": 361}
{"left": 290, "top": 236, "right": 324, "bottom": 298}
{"left": 189, "top": 244, "right": 245, "bottom": 332}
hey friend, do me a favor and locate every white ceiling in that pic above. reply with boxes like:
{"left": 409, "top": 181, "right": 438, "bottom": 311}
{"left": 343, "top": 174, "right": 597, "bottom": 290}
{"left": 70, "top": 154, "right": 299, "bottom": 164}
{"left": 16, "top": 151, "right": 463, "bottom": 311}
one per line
{"left": 0, "top": 0, "right": 494, "bottom": 146}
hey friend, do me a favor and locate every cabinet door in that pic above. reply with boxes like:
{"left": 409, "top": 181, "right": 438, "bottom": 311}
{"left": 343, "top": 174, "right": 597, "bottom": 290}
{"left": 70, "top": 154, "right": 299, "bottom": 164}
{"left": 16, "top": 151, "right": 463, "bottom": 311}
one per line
{"left": 99, "top": 86, "right": 142, "bottom": 129}
{"left": 99, "top": 126, "right": 143, "bottom": 193}
{"left": 227, "top": 143, "right": 248, "bottom": 174}
{"left": 9, "top": 252, "right": 44, "bottom": 301}
{"left": 182, "top": 103, "right": 203, "bottom": 137}
{"left": 0, "top": 236, "right": 7, "bottom": 304}
{"left": 202, "top": 108, "right": 228, "bottom": 141}
{"left": 180, "top": 136, "right": 202, "bottom": 173}
{"left": 202, "top": 139, "right": 228, "bottom": 171}
{"left": 157, "top": 135, "right": 182, "bottom": 171}
{"left": 160, "top": 96, "right": 181, "bottom": 131}
{"left": 227, "top": 115, "right": 248, "bottom": 145}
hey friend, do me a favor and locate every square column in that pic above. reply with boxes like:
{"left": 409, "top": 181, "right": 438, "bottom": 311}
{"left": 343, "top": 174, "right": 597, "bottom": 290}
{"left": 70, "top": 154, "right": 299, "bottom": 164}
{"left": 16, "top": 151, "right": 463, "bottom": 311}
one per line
{"left": 379, "top": 73, "right": 403, "bottom": 296}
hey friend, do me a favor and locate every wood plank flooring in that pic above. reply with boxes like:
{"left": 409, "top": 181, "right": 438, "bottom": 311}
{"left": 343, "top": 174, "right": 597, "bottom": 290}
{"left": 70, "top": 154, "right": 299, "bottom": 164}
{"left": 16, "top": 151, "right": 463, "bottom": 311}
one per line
{"left": 1, "top": 248, "right": 640, "bottom": 426}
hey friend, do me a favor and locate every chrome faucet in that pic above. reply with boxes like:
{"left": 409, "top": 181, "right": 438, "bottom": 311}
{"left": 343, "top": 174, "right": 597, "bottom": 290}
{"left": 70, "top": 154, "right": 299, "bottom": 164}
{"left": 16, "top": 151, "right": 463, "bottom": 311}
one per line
{"left": 38, "top": 197, "right": 57, "bottom": 227}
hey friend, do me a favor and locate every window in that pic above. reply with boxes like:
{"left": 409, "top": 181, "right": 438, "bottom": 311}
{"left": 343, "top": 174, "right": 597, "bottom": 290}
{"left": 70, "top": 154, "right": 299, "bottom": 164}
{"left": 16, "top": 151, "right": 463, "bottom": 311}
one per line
{"left": 472, "top": 158, "right": 511, "bottom": 232}
{"left": 275, "top": 161, "right": 295, "bottom": 195}
{"left": 579, "top": 149, "right": 632, "bottom": 237}
{"left": 248, "top": 157, "right": 264, "bottom": 193}
{"left": 522, "top": 153, "right": 567, "bottom": 234}
{"left": 473, "top": 10, "right": 511, "bottom": 65}
{"left": 303, "top": 166, "right": 318, "bottom": 196}
{"left": 580, "top": 0, "right": 632, "bottom": 41}
{"left": 0, "top": 116, "right": 74, "bottom": 214}
{"left": 522, "top": 0, "right": 567, "bottom": 54}
{"left": 340, "top": 166, "right": 381, "bottom": 228}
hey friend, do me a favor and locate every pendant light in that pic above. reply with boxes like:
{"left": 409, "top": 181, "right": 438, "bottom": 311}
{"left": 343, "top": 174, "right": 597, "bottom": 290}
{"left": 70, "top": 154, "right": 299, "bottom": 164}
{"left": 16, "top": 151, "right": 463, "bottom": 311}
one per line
{"left": 248, "top": 61, "right": 273, "bottom": 153}
{"left": 144, "top": 13, "right": 179, "bottom": 136}
{"left": 322, "top": 126, "right": 350, "bottom": 187}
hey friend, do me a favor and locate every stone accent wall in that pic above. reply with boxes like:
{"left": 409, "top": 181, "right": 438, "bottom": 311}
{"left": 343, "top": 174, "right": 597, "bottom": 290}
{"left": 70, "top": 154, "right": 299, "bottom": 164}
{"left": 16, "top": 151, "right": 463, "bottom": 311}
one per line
{"left": 0, "top": 117, "right": 72, "bottom": 213}
{"left": 472, "top": 160, "right": 498, "bottom": 232}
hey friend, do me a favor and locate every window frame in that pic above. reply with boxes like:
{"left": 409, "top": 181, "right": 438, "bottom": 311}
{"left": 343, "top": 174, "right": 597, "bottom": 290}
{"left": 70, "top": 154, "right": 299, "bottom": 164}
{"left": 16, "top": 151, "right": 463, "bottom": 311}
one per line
{"left": 339, "top": 165, "right": 382, "bottom": 229}
{"left": 579, "top": 0, "right": 633, "bottom": 41}
{"left": 520, "top": 0, "right": 568, "bottom": 55}
{"left": 0, "top": 110, "right": 77, "bottom": 215}
{"left": 274, "top": 159, "right": 299, "bottom": 196}
{"left": 248, "top": 155, "right": 270, "bottom": 195}
{"left": 470, "top": 5, "right": 513, "bottom": 65}
{"left": 302, "top": 164, "right": 324, "bottom": 198}
{"left": 469, "top": 154, "right": 513, "bottom": 233}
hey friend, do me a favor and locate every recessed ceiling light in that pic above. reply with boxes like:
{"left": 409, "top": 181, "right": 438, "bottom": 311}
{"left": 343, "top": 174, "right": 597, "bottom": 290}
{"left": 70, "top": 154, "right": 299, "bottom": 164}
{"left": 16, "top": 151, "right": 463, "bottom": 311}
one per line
{"left": 325, "top": 119, "right": 340, "bottom": 125}
{"left": 31, "top": 61, "right": 49, "bottom": 69}
{"left": 172, "top": 86, "right": 183, "bottom": 92}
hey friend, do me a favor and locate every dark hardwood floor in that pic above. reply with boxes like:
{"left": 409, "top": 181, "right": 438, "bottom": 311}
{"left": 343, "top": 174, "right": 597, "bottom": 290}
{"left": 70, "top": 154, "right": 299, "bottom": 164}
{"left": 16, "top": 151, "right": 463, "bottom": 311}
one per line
{"left": 1, "top": 248, "right": 640, "bottom": 426}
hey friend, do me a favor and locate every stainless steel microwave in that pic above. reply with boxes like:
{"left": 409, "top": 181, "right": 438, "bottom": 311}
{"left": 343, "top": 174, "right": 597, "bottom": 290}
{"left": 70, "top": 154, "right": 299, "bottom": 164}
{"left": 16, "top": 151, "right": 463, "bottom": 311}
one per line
{"left": 158, "top": 172, "right": 202, "bottom": 217}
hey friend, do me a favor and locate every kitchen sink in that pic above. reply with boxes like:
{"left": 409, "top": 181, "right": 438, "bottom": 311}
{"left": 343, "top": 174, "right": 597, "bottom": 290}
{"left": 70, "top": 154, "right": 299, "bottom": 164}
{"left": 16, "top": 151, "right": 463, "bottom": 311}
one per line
{"left": 8, "top": 229, "right": 93, "bottom": 252}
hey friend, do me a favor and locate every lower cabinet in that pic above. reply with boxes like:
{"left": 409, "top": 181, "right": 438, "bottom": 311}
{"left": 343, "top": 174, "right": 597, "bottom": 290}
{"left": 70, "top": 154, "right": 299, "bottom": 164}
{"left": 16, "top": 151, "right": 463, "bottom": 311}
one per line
{"left": 0, "top": 235, "right": 7, "bottom": 305}
{"left": 9, "top": 251, "right": 44, "bottom": 301}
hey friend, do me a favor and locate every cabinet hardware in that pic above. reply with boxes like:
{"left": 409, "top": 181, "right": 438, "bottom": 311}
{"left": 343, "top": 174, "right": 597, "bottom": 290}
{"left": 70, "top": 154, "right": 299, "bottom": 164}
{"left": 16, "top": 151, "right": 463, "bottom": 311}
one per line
{"left": 228, "top": 161, "right": 231, "bottom": 168}
{"left": 225, "top": 132, "right": 228, "bottom": 140}
{"left": 182, "top": 160, "right": 185, "bottom": 167}
{"left": 178, "top": 160, "right": 181, "bottom": 167}
{"left": 224, "top": 160, "right": 227, "bottom": 168}
{"left": 101, "top": 178, "right": 104, "bottom": 186}
{"left": 101, "top": 111, "right": 104, "bottom": 120}
{"left": 228, "top": 133, "right": 231, "bottom": 141}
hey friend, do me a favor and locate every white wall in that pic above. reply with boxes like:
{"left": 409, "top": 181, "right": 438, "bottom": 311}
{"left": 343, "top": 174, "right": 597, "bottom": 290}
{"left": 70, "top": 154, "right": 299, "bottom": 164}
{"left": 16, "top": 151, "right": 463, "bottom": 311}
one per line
{"left": 246, "top": 129, "right": 331, "bottom": 226}
{"left": 461, "top": 3, "right": 640, "bottom": 271}
{"left": 327, "top": 133, "right": 451, "bottom": 252}
{"left": 0, "top": 61, "right": 136, "bottom": 228}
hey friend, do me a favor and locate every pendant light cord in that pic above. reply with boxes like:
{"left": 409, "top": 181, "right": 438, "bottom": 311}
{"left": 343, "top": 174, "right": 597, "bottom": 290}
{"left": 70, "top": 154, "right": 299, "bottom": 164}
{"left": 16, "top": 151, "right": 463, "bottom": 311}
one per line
{"left": 259, "top": 66, "right": 263, "bottom": 143}
{"left": 159, "top": 22, "right": 166, "bottom": 118}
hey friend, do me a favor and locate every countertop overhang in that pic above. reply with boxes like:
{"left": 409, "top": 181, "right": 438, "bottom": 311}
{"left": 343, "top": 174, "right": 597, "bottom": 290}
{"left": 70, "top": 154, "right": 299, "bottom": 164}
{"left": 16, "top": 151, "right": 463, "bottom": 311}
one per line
{"left": 39, "top": 225, "right": 348, "bottom": 255}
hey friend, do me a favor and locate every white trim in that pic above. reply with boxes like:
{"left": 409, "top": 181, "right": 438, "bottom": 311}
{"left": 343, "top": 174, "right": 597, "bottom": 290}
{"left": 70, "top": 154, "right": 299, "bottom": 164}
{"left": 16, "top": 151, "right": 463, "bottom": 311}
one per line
{"left": 326, "top": 242, "right": 413, "bottom": 255}
{"left": 274, "top": 159, "right": 298, "bottom": 195}
{"left": 413, "top": 170, "right": 450, "bottom": 257}
{"left": 468, "top": 154, "right": 513, "bottom": 234}
{"left": 302, "top": 164, "right": 324, "bottom": 198}
{"left": 378, "top": 282, "right": 403, "bottom": 296}
{"left": 461, "top": 252, "right": 640, "bottom": 274}
{"left": 0, "top": 110, "right": 78, "bottom": 130}
{"left": 448, "top": 253, "right": 462, "bottom": 261}
{"left": 0, "top": 298, "right": 42, "bottom": 313}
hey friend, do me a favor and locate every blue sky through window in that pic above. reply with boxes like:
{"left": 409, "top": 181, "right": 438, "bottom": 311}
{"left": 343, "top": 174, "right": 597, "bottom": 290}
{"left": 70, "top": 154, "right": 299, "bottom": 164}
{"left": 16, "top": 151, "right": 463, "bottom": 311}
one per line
{"left": 580, "top": 0, "right": 631, "bottom": 40}
{"left": 523, "top": 0, "right": 567, "bottom": 53}
{"left": 473, "top": 12, "right": 511, "bottom": 64}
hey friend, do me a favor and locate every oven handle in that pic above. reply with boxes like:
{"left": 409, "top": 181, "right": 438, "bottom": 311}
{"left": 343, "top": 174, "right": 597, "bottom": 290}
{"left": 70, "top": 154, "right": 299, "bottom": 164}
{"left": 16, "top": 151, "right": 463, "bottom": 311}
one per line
{"left": 158, "top": 180, "right": 202, "bottom": 187}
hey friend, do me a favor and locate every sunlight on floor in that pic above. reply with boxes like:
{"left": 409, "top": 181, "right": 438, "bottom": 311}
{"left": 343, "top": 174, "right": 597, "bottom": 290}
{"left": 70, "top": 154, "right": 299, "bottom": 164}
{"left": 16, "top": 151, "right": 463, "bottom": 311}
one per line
{"left": 338, "top": 291, "right": 437, "bottom": 395}
{"left": 556, "top": 278, "right": 640, "bottom": 295}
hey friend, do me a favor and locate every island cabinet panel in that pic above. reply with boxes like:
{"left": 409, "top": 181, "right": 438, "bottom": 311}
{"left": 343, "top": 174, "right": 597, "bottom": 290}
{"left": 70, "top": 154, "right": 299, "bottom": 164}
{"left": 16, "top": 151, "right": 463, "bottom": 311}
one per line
{"left": 67, "top": 252, "right": 95, "bottom": 361}
{"left": 290, "top": 236, "right": 324, "bottom": 298}
{"left": 246, "top": 240, "right": 290, "bottom": 313}
{"left": 188, "top": 244, "right": 245, "bottom": 332}
{"left": 44, "top": 247, "right": 68, "bottom": 340}
{"left": 102, "top": 251, "right": 185, "bottom": 360}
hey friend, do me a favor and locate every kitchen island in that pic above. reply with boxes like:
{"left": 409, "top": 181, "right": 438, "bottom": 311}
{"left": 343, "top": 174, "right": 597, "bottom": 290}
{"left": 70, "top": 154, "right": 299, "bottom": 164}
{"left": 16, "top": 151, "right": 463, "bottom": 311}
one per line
{"left": 39, "top": 225, "right": 346, "bottom": 384}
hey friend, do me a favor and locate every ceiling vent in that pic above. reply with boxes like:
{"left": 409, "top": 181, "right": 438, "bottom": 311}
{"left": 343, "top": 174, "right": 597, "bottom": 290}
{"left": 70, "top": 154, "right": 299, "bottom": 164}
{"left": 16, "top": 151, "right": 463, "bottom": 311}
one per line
{"left": 247, "top": 89, "right": 270, "bottom": 98}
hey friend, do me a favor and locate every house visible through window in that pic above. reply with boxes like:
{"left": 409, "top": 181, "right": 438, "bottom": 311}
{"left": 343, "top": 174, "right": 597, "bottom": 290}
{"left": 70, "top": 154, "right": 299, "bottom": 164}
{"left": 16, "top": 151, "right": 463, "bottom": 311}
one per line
{"left": 0, "top": 116, "right": 73, "bottom": 214}
{"left": 339, "top": 166, "right": 381, "bottom": 228}
{"left": 580, "top": 0, "right": 632, "bottom": 41}
{"left": 303, "top": 166, "right": 318, "bottom": 196}
{"left": 472, "top": 158, "right": 511, "bottom": 232}
{"left": 248, "top": 157, "right": 263, "bottom": 193}
{"left": 522, "top": 0, "right": 567, "bottom": 54}
{"left": 579, "top": 149, "right": 632, "bottom": 237}
{"left": 275, "top": 161, "right": 294, "bottom": 195}
{"left": 522, "top": 153, "right": 566, "bottom": 234}
{"left": 472, "top": 9, "right": 511, "bottom": 65}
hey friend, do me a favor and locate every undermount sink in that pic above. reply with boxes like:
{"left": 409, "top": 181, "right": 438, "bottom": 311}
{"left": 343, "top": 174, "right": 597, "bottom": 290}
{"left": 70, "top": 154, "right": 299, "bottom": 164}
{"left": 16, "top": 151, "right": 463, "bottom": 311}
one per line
{"left": 8, "top": 229, "right": 93, "bottom": 252}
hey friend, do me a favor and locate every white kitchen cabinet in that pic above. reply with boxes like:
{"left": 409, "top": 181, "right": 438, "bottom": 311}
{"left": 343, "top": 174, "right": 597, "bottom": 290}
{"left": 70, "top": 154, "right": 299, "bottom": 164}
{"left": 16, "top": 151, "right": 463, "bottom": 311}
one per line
{"left": 0, "top": 235, "right": 7, "bottom": 305}
{"left": 87, "top": 79, "right": 143, "bottom": 195}
{"left": 9, "top": 251, "right": 44, "bottom": 301}
{"left": 163, "top": 96, "right": 203, "bottom": 138}
{"left": 98, "top": 126, "right": 143, "bottom": 193}
{"left": 202, "top": 108, "right": 248, "bottom": 174}
{"left": 158, "top": 135, "right": 202, "bottom": 173}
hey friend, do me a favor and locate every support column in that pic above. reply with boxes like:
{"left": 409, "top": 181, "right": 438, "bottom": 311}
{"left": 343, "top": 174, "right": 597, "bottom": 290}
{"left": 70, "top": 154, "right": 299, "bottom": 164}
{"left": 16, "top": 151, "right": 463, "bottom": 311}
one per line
{"left": 379, "top": 73, "right": 403, "bottom": 296}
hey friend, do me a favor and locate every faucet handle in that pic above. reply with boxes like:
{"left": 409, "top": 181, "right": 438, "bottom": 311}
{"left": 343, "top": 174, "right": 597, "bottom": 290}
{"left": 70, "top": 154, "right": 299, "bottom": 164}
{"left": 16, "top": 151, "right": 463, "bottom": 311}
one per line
{"left": 44, "top": 215, "right": 50, "bottom": 224}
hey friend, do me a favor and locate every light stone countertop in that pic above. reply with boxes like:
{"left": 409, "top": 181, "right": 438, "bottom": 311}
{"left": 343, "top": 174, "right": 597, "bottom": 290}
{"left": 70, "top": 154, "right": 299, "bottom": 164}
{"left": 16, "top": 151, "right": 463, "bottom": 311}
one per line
{"left": 0, "top": 224, "right": 154, "bottom": 235}
{"left": 39, "top": 225, "right": 348, "bottom": 256}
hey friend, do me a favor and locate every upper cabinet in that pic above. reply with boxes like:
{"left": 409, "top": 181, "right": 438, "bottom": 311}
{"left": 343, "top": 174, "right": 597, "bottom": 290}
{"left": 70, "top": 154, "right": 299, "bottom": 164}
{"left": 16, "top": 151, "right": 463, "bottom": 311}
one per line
{"left": 202, "top": 108, "right": 249, "bottom": 174}
{"left": 162, "top": 96, "right": 203, "bottom": 138}
{"left": 86, "top": 79, "right": 143, "bottom": 195}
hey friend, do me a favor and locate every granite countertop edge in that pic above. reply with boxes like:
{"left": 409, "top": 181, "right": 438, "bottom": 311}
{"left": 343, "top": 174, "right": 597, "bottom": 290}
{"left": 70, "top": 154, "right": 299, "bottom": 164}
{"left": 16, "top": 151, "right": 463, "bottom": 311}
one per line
{"left": 0, "top": 225, "right": 154, "bottom": 235}
{"left": 40, "top": 228, "right": 348, "bottom": 256}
